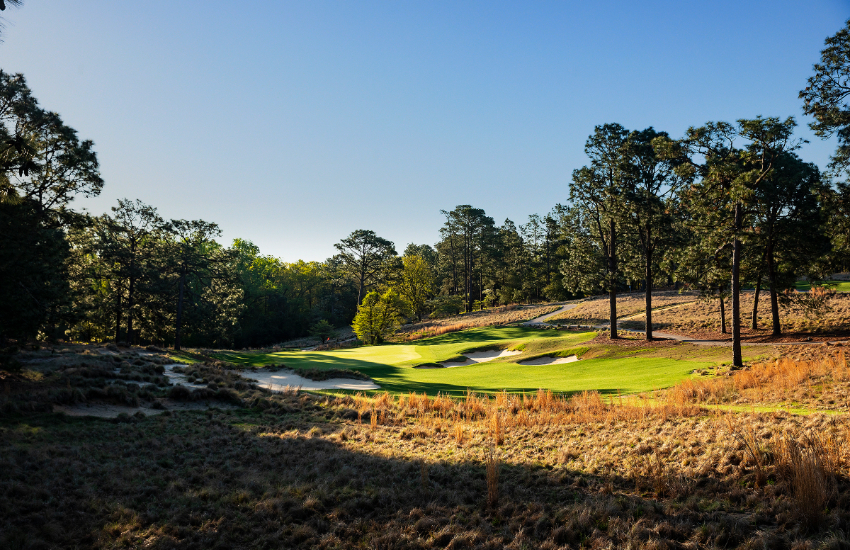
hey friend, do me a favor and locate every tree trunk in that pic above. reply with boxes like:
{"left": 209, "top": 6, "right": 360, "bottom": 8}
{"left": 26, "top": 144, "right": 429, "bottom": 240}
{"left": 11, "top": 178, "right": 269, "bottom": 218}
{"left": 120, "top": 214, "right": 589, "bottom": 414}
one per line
{"left": 767, "top": 248, "right": 781, "bottom": 336}
{"left": 114, "top": 291, "right": 122, "bottom": 342}
{"left": 719, "top": 291, "right": 727, "bottom": 334}
{"left": 357, "top": 265, "right": 365, "bottom": 306}
{"left": 449, "top": 235, "right": 458, "bottom": 295}
{"left": 126, "top": 238, "right": 140, "bottom": 345}
{"left": 731, "top": 202, "right": 743, "bottom": 368}
{"left": 751, "top": 277, "right": 761, "bottom": 330}
{"left": 645, "top": 248, "right": 653, "bottom": 340}
{"left": 175, "top": 267, "right": 186, "bottom": 351}
{"left": 127, "top": 272, "right": 135, "bottom": 345}
{"left": 609, "top": 218, "right": 618, "bottom": 339}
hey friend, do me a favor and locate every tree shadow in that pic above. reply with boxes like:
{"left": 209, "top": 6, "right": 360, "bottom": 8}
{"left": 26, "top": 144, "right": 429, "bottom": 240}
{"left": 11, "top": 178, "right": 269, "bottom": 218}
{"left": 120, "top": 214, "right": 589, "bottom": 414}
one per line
{"left": 0, "top": 407, "right": 820, "bottom": 549}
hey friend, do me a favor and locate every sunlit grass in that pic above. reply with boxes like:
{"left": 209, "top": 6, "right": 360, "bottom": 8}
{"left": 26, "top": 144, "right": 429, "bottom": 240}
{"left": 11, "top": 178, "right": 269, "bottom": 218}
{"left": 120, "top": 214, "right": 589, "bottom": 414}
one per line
{"left": 213, "top": 327, "right": 718, "bottom": 396}
{"left": 795, "top": 280, "right": 850, "bottom": 292}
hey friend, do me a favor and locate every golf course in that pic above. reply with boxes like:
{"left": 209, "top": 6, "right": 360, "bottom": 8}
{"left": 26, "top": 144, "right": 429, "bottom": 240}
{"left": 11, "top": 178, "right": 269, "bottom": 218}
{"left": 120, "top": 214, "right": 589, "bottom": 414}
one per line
{"left": 211, "top": 326, "right": 749, "bottom": 395}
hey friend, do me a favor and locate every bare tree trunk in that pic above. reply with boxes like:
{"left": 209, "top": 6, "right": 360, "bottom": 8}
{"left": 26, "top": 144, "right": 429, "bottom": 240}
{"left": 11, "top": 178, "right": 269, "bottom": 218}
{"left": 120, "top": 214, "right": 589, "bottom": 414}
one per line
{"left": 126, "top": 239, "right": 138, "bottom": 345}
{"left": 645, "top": 248, "right": 653, "bottom": 340}
{"left": 114, "top": 291, "right": 122, "bottom": 342}
{"left": 751, "top": 277, "right": 761, "bottom": 330}
{"left": 175, "top": 267, "right": 186, "bottom": 351}
{"left": 127, "top": 275, "right": 135, "bottom": 345}
{"left": 357, "top": 264, "right": 365, "bottom": 306}
{"left": 767, "top": 247, "right": 781, "bottom": 336}
{"left": 719, "top": 291, "right": 727, "bottom": 334}
{"left": 731, "top": 202, "right": 743, "bottom": 367}
{"left": 609, "top": 218, "right": 618, "bottom": 339}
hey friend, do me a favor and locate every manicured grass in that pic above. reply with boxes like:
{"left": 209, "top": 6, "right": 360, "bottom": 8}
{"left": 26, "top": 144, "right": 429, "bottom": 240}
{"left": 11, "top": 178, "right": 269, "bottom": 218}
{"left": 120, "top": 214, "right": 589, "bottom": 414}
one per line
{"left": 214, "top": 327, "right": 714, "bottom": 396}
{"left": 376, "top": 355, "right": 709, "bottom": 395}
{"left": 794, "top": 280, "right": 850, "bottom": 292}
{"left": 166, "top": 350, "right": 206, "bottom": 364}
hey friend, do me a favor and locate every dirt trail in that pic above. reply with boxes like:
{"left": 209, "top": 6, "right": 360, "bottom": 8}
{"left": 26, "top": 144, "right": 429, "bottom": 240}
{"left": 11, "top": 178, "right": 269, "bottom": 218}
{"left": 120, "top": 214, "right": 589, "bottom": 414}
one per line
{"left": 522, "top": 302, "right": 579, "bottom": 325}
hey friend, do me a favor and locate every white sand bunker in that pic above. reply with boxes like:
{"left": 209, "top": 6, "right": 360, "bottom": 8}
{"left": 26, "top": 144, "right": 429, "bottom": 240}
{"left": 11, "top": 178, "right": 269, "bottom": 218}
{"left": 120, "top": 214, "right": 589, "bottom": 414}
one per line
{"left": 240, "top": 370, "right": 379, "bottom": 391}
{"left": 518, "top": 355, "right": 579, "bottom": 366}
{"left": 441, "top": 349, "right": 522, "bottom": 368}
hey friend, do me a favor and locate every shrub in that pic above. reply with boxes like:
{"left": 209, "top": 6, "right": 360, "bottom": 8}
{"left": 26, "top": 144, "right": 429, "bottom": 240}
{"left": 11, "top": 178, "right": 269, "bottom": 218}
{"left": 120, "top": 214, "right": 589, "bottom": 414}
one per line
{"left": 168, "top": 385, "right": 192, "bottom": 400}
{"left": 427, "top": 295, "right": 464, "bottom": 318}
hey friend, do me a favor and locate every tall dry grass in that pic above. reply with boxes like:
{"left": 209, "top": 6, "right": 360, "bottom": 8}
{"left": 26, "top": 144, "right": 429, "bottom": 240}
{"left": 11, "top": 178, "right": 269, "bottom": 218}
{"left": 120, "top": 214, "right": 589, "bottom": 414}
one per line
{"left": 668, "top": 351, "right": 849, "bottom": 406}
{"left": 774, "top": 430, "right": 842, "bottom": 527}
{"left": 485, "top": 444, "right": 499, "bottom": 509}
{"left": 353, "top": 387, "right": 704, "bottom": 438}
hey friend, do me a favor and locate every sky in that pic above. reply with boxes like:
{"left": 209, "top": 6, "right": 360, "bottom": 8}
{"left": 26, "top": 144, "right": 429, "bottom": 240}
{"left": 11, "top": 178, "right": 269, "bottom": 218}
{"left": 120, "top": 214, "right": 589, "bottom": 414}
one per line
{"left": 1, "top": 1, "right": 847, "bottom": 261}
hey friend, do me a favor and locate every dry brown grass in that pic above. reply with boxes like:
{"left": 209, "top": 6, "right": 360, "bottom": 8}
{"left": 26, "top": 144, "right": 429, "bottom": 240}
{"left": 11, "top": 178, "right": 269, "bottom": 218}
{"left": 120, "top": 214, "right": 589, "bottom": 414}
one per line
{"left": 775, "top": 431, "right": 839, "bottom": 527}
{"left": 622, "top": 291, "right": 850, "bottom": 340}
{"left": 395, "top": 304, "right": 561, "bottom": 341}
{"left": 7, "top": 345, "right": 850, "bottom": 548}
{"left": 668, "top": 350, "right": 850, "bottom": 411}
{"left": 485, "top": 443, "right": 499, "bottom": 509}
{"left": 548, "top": 291, "right": 699, "bottom": 325}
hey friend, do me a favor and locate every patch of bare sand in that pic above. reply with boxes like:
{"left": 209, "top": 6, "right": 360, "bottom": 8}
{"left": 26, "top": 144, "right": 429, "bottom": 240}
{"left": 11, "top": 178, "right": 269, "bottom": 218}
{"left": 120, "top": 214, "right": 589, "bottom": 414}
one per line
{"left": 163, "top": 364, "right": 207, "bottom": 389}
{"left": 518, "top": 355, "right": 579, "bottom": 365}
{"left": 53, "top": 400, "right": 238, "bottom": 418}
{"left": 240, "top": 370, "right": 379, "bottom": 391}
{"left": 441, "top": 349, "right": 522, "bottom": 368}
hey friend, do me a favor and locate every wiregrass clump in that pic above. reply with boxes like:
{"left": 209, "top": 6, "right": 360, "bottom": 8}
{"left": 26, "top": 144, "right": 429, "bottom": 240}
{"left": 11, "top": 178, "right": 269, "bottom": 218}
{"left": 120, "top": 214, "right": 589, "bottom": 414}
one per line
{"left": 668, "top": 351, "right": 850, "bottom": 410}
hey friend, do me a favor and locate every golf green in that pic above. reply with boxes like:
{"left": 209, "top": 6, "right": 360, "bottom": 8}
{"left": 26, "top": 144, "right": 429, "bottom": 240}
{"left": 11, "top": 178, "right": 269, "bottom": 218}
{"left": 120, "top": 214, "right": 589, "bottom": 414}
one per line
{"left": 214, "top": 327, "right": 712, "bottom": 396}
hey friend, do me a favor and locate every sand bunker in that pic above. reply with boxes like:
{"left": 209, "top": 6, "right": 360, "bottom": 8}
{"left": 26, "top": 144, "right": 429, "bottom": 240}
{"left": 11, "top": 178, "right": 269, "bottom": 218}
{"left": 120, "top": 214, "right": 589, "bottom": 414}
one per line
{"left": 441, "top": 349, "right": 522, "bottom": 368}
{"left": 240, "top": 369, "right": 379, "bottom": 391}
{"left": 54, "top": 400, "right": 238, "bottom": 418}
{"left": 518, "top": 355, "right": 579, "bottom": 366}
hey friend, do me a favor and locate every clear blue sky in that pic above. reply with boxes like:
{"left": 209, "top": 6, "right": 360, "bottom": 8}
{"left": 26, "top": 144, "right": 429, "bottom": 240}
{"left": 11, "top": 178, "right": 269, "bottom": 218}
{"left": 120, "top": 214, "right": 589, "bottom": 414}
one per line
{"left": 1, "top": 1, "right": 847, "bottom": 261}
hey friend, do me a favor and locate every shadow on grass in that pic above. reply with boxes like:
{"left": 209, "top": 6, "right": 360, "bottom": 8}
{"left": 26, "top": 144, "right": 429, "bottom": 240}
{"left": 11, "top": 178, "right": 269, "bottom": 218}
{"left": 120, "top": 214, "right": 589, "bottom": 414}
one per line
{"left": 0, "top": 408, "right": 815, "bottom": 549}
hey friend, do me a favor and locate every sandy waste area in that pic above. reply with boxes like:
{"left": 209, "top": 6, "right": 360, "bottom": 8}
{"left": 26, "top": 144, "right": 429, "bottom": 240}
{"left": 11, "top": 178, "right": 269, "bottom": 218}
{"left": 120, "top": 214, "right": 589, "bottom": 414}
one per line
{"left": 53, "top": 400, "right": 239, "bottom": 418}
{"left": 240, "top": 369, "right": 380, "bottom": 391}
{"left": 440, "top": 349, "right": 522, "bottom": 368}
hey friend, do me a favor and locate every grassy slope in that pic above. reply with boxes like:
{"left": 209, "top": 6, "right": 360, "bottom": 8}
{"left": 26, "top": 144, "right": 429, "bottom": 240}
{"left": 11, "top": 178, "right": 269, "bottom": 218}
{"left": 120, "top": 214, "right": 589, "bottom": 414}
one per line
{"left": 215, "top": 327, "right": 717, "bottom": 396}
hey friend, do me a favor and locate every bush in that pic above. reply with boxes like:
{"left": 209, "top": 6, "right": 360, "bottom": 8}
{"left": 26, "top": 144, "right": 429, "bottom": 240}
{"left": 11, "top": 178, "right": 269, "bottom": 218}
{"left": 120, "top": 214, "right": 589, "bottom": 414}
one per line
{"left": 352, "top": 289, "right": 410, "bottom": 344}
{"left": 168, "top": 385, "right": 192, "bottom": 400}
{"left": 309, "top": 320, "right": 337, "bottom": 343}
{"left": 427, "top": 295, "right": 464, "bottom": 318}
{"left": 0, "top": 346, "right": 21, "bottom": 372}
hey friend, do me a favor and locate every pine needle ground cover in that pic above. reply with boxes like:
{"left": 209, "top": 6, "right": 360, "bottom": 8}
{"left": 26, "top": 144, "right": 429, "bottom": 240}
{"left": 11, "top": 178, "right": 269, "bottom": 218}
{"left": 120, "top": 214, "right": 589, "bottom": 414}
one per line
{"left": 547, "top": 291, "right": 700, "bottom": 325}
{"left": 214, "top": 327, "right": 722, "bottom": 396}
{"left": 621, "top": 293, "right": 850, "bottom": 340}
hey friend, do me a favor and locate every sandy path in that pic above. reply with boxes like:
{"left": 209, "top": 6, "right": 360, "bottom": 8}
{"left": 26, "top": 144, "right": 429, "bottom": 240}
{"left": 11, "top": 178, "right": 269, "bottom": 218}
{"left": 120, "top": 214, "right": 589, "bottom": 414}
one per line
{"left": 522, "top": 302, "right": 578, "bottom": 325}
{"left": 441, "top": 349, "right": 522, "bottom": 368}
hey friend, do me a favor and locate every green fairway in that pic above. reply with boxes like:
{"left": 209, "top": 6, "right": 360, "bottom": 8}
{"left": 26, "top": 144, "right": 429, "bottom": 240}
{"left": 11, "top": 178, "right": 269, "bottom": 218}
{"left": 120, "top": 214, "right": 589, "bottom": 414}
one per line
{"left": 794, "top": 280, "right": 850, "bottom": 292}
{"left": 213, "top": 327, "right": 716, "bottom": 396}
